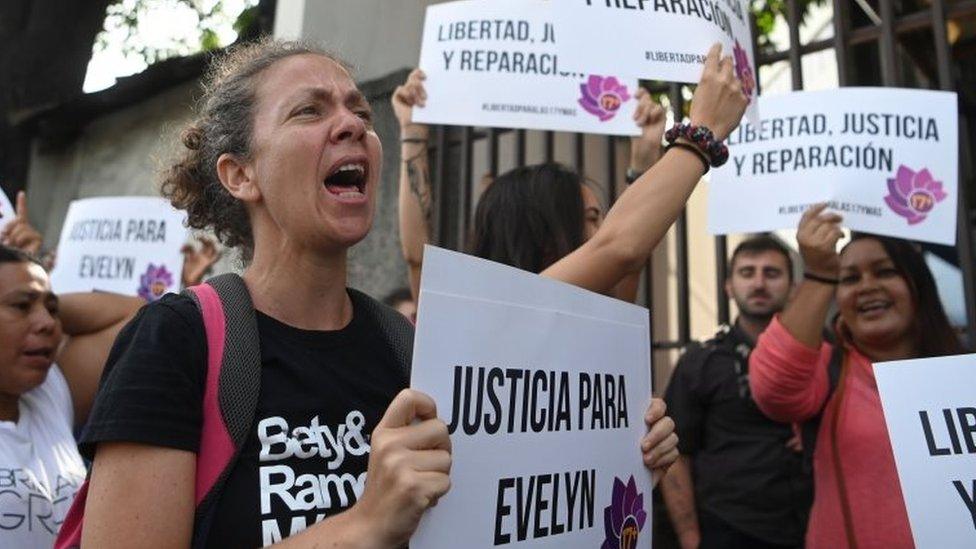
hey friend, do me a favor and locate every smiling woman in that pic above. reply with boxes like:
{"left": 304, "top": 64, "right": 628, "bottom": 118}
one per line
{"left": 748, "top": 204, "right": 965, "bottom": 548}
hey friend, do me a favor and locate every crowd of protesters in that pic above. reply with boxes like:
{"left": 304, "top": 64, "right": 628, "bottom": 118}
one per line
{"left": 0, "top": 33, "right": 968, "bottom": 549}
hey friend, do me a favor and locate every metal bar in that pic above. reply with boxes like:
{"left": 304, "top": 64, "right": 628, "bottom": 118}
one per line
{"left": 544, "top": 131, "right": 555, "bottom": 163}
{"left": 606, "top": 136, "right": 618, "bottom": 206}
{"left": 669, "top": 83, "right": 691, "bottom": 345}
{"left": 844, "top": 3, "right": 976, "bottom": 47}
{"left": 756, "top": 0, "right": 976, "bottom": 68}
{"left": 957, "top": 169, "right": 976, "bottom": 346}
{"left": 832, "top": 0, "right": 851, "bottom": 85}
{"left": 878, "top": 0, "right": 898, "bottom": 86}
{"left": 515, "top": 129, "right": 526, "bottom": 166}
{"left": 651, "top": 341, "right": 689, "bottom": 351}
{"left": 957, "top": 115, "right": 976, "bottom": 347}
{"left": 573, "top": 133, "right": 585, "bottom": 173}
{"left": 757, "top": 38, "right": 833, "bottom": 65}
{"left": 432, "top": 125, "right": 448, "bottom": 246}
{"left": 786, "top": 0, "right": 804, "bottom": 90}
{"left": 715, "top": 236, "right": 730, "bottom": 325}
{"left": 675, "top": 212, "right": 691, "bottom": 344}
{"left": 645, "top": 264, "right": 658, "bottom": 387}
{"left": 930, "top": 0, "right": 953, "bottom": 91}
{"left": 458, "top": 126, "right": 474, "bottom": 248}
{"left": 487, "top": 128, "right": 500, "bottom": 177}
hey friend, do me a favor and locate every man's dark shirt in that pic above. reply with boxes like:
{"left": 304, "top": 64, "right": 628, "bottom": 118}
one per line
{"left": 664, "top": 321, "right": 812, "bottom": 546}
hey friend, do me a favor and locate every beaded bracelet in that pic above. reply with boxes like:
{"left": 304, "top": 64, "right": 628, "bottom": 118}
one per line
{"left": 664, "top": 123, "right": 729, "bottom": 168}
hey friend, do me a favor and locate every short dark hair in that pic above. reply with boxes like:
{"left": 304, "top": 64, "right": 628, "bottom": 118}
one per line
{"left": 0, "top": 244, "right": 42, "bottom": 267}
{"left": 841, "top": 234, "right": 964, "bottom": 357}
{"left": 382, "top": 287, "right": 413, "bottom": 308}
{"left": 469, "top": 162, "right": 585, "bottom": 274}
{"left": 728, "top": 235, "right": 794, "bottom": 282}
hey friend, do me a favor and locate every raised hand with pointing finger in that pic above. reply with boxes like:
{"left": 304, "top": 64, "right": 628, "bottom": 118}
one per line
{"left": 0, "top": 191, "right": 43, "bottom": 255}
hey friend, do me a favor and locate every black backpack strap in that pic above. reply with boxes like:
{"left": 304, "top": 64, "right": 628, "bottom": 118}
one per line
{"left": 184, "top": 273, "right": 262, "bottom": 549}
{"left": 348, "top": 287, "right": 414, "bottom": 381}
{"left": 800, "top": 343, "right": 844, "bottom": 474}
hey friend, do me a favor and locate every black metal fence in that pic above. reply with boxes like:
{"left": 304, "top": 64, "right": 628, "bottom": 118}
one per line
{"left": 424, "top": 0, "right": 976, "bottom": 385}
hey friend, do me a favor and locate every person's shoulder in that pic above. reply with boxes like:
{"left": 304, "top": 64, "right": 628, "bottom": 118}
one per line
{"left": 676, "top": 325, "right": 740, "bottom": 370}
{"left": 348, "top": 287, "right": 414, "bottom": 334}
{"left": 108, "top": 292, "right": 206, "bottom": 368}
{"left": 154, "top": 292, "right": 201, "bottom": 319}
{"left": 131, "top": 292, "right": 203, "bottom": 332}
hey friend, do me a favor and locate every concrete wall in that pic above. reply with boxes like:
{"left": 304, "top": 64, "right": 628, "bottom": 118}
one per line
{"left": 27, "top": 82, "right": 199, "bottom": 257}
{"left": 25, "top": 70, "right": 412, "bottom": 299}
{"left": 276, "top": 0, "right": 446, "bottom": 82}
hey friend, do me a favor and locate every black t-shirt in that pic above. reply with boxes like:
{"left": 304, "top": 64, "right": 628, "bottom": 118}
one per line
{"left": 664, "top": 322, "right": 812, "bottom": 546}
{"left": 80, "top": 292, "right": 408, "bottom": 548}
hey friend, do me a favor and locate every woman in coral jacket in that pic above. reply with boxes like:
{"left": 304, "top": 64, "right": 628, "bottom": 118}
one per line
{"left": 749, "top": 203, "right": 965, "bottom": 548}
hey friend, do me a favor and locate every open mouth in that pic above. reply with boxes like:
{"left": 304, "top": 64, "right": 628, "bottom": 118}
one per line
{"left": 22, "top": 347, "right": 54, "bottom": 363}
{"left": 323, "top": 161, "right": 367, "bottom": 198}
{"left": 857, "top": 300, "right": 891, "bottom": 315}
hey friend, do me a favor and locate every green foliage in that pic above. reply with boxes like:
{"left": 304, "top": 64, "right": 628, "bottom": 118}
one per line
{"left": 94, "top": 0, "right": 260, "bottom": 65}
{"left": 752, "top": 0, "right": 829, "bottom": 54}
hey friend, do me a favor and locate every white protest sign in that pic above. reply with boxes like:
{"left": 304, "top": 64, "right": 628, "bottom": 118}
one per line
{"left": 411, "top": 246, "right": 653, "bottom": 548}
{"left": 709, "top": 88, "right": 958, "bottom": 245}
{"left": 0, "top": 187, "right": 15, "bottom": 235}
{"left": 874, "top": 354, "right": 976, "bottom": 549}
{"left": 550, "top": 0, "right": 758, "bottom": 113}
{"left": 50, "top": 197, "right": 189, "bottom": 300}
{"left": 414, "top": 0, "right": 641, "bottom": 135}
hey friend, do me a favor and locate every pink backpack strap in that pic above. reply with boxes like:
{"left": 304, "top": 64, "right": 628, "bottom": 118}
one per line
{"left": 55, "top": 275, "right": 260, "bottom": 549}
{"left": 54, "top": 482, "right": 87, "bottom": 548}
{"left": 186, "top": 282, "right": 235, "bottom": 505}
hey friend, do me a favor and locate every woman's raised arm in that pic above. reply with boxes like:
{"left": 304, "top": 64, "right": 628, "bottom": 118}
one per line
{"left": 541, "top": 43, "right": 747, "bottom": 292}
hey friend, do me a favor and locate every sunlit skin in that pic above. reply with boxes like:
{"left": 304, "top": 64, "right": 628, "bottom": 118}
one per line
{"left": 836, "top": 238, "right": 917, "bottom": 360}
{"left": 0, "top": 262, "right": 62, "bottom": 421}
{"left": 233, "top": 54, "right": 383, "bottom": 256}
{"left": 393, "top": 299, "right": 417, "bottom": 323}
{"left": 725, "top": 250, "right": 792, "bottom": 341}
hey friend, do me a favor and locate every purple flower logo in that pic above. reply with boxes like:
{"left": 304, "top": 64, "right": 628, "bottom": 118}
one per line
{"left": 732, "top": 40, "right": 755, "bottom": 104}
{"left": 884, "top": 165, "right": 948, "bottom": 225}
{"left": 602, "top": 476, "right": 646, "bottom": 549}
{"left": 137, "top": 263, "right": 174, "bottom": 302}
{"left": 579, "top": 76, "right": 631, "bottom": 122}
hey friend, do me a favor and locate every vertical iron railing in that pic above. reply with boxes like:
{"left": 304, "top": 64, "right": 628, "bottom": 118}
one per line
{"left": 423, "top": 0, "right": 976, "bottom": 355}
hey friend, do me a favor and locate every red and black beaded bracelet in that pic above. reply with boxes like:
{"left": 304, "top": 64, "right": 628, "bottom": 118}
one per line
{"left": 664, "top": 123, "right": 730, "bottom": 168}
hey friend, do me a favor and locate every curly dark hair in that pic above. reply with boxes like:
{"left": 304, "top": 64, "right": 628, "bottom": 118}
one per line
{"left": 159, "top": 37, "right": 346, "bottom": 260}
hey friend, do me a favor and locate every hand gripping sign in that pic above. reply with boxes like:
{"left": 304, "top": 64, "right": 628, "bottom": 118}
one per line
{"left": 410, "top": 246, "right": 654, "bottom": 548}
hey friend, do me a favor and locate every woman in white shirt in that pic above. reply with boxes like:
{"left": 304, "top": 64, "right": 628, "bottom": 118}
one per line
{"left": 0, "top": 244, "right": 142, "bottom": 548}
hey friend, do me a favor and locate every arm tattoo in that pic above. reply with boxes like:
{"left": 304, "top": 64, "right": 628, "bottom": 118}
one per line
{"left": 406, "top": 155, "right": 434, "bottom": 233}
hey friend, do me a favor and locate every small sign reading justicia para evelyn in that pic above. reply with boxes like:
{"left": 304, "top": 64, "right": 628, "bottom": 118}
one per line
{"left": 50, "top": 197, "right": 188, "bottom": 299}
{"left": 709, "top": 88, "right": 958, "bottom": 245}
